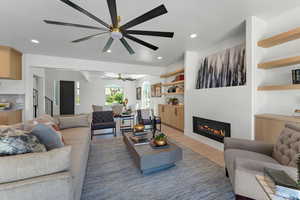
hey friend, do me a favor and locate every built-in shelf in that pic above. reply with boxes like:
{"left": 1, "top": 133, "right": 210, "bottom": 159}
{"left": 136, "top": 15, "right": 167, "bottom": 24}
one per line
{"left": 258, "top": 27, "right": 300, "bottom": 48}
{"left": 162, "top": 92, "right": 184, "bottom": 95}
{"left": 162, "top": 80, "right": 184, "bottom": 87}
{"left": 160, "top": 68, "right": 184, "bottom": 78}
{"left": 258, "top": 55, "right": 300, "bottom": 69}
{"left": 257, "top": 84, "right": 300, "bottom": 91}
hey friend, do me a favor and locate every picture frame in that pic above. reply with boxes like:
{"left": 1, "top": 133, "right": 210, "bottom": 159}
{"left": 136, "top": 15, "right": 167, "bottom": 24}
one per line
{"left": 136, "top": 87, "right": 141, "bottom": 100}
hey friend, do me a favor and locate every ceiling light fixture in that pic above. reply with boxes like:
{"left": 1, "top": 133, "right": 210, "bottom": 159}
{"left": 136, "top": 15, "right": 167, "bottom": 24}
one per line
{"left": 107, "top": 49, "right": 112, "bottom": 53}
{"left": 190, "top": 33, "right": 197, "bottom": 39}
{"left": 31, "top": 39, "right": 40, "bottom": 44}
{"left": 157, "top": 56, "right": 163, "bottom": 60}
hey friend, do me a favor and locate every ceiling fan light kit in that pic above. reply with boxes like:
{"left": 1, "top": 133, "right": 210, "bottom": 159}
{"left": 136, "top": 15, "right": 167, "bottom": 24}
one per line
{"left": 44, "top": 0, "right": 174, "bottom": 55}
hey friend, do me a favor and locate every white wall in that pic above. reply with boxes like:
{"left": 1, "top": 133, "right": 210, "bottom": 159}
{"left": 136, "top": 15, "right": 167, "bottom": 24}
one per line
{"left": 184, "top": 28, "right": 249, "bottom": 150}
{"left": 45, "top": 69, "right": 137, "bottom": 115}
{"left": 255, "top": 7, "right": 300, "bottom": 115}
{"left": 135, "top": 60, "right": 185, "bottom": 115}
{"left": 135, "top": 75, "right": 165, "bottom": 115}
{"left": 21, "top": 54, "right": 166, "bottom": 120}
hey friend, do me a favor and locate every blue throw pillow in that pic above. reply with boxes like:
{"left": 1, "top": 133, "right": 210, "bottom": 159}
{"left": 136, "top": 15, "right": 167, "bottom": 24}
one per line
{"left": 31, "top": 124, "right": 64, "bottom": 150}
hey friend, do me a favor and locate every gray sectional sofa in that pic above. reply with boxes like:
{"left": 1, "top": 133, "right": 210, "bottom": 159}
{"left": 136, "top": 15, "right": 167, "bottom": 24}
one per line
{"left": 0, "top": 119, "right": 91, "bottom": 200}
{"left": 224, "top": 124, "right": 299, "bottom": 200}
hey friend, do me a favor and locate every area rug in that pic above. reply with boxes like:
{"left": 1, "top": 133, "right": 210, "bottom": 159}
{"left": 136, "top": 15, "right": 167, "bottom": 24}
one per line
{"left": 81, "top": 139, "right": 234, "bottom": 200}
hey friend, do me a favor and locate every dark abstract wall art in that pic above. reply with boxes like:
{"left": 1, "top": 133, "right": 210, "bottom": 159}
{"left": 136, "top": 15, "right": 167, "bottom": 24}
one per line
{"left": 196, "top": 44, "right": 246, "bottom": 89}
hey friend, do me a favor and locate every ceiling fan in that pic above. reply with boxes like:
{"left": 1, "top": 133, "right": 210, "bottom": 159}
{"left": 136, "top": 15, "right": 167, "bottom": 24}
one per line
{"left": 103, "top": 73, "right": 137, "bottom": 81}
{"left": 44, "top": 0, "right": 174, "bottom": 55}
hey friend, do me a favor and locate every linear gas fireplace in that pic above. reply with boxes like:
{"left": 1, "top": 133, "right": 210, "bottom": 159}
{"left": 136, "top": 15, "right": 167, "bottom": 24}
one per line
{"left": 193, "top": 117, "right": 230, "bottom": 143}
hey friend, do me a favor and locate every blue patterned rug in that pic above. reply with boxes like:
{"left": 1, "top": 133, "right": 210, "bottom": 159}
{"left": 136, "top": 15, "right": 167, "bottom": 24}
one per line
{"left": 81, "top": 139, "right": 234, "bottom": 200}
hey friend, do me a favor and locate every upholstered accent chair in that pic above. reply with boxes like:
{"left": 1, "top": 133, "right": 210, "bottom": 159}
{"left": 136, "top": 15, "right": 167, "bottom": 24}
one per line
{"left": 91, "top": 111, "right": 116, "bottom": 139}
{"left": 224, "top": 124, "right": 299, "bottom": 200}
{"left": 137, "top": 109, "right": 161, "bottom": 131}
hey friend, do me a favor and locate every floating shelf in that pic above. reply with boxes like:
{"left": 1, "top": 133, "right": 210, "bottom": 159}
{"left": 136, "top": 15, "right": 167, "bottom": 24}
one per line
{"left": 162, "top": 92, "right": 184, "bottom": 95}
{"left": 258, "top": 55, "right": 300, "bottom": 69}
{"left": 160, "top": 68, "right": 184, "bottom": 78}
{"left": 162, "top": 80, "right": 184, "bottom": 87}
{"left": 257, "top": 84, "right": 300, "bottom": 91}
{"left": 258, "top": 27, "right": 300, "bottom": 48}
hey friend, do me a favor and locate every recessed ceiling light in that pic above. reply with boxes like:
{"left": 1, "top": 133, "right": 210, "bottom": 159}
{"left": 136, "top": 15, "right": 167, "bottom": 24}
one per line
{"left": 157, "top": 56, "right": 163, "bottom": 60}
{"left": 31, "top": 39, "right": 40, "bottom": 44}
{"left": 190, "top": 33, "right": 197, "bottom": 39}
{"left": 106, "top": 49, "right": 112, "bottom": 53}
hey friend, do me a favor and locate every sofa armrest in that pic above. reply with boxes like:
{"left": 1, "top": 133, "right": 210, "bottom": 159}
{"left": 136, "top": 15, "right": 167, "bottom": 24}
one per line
{"left": 236, "top": 158, "right": 297, "bottom": 181}
{"left": 0, "top": 172, "right": 73, "bottom": 200}
{"left": 224, "top": 138, "right": 274, "bottom": 156}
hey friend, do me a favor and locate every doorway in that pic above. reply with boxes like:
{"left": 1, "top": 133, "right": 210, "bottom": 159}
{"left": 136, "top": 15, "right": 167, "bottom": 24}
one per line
{"left": 60, "top": 81, "right": 75, "bottom": 115}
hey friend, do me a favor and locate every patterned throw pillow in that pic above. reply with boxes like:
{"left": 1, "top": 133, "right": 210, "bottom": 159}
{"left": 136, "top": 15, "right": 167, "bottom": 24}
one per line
{"left": 0, "top": 126, "right": 46, "bottom": 156}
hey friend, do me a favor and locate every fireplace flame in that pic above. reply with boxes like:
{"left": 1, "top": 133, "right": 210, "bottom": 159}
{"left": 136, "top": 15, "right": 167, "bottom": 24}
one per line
{"left": 199, "top": 125, "right": 225, "bottom": 137}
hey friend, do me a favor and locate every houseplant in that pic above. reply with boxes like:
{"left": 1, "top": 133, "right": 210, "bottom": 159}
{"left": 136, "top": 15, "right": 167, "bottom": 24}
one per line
{"left": 154, "top": 133, "right": 168, "bottom": 146}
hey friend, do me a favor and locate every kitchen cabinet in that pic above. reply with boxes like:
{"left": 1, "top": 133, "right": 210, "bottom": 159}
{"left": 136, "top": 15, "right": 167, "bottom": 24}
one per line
{"left": 0, "top": 46, "right": 22, "bottom": 80}
{"left": 0, "top": 110, "right": 22, "bottom": 125}
{"left": 158, "top": 104, "right": 184, "bottom": 131}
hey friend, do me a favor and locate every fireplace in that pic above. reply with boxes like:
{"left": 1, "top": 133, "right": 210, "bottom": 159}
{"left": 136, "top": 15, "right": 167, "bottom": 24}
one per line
{"left": 193, "top": 117, "right": 230, "bottom": 143}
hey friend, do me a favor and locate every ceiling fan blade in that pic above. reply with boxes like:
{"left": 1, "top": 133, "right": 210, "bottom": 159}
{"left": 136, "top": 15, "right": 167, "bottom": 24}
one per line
{"left": 72, "top": 32, "right": 109, "bottom": 43}
{"left": 125, "top": 78, "right": 136, "bottom": 81}
{"left": 107, "top": 0, "right": 118, "bottom": 28}
{"left": 102, "top": 37, "right": 114, "bottom": 52}
{"left": 125, "top": 30, "right": 174, "bottom": 38}
{"left": 120, "top": 4, "right": 167, "bottom": 30}
{"left": 124, "top": 35, "right": 158, "bottom": 51}
{"left": 120, "top": 38, "right": 135, "bottom": 55}
{"left": 60, "top": 0, "right": 111, "bottom": 29}
{"left": 44, "top": 20, "right": 108, "bottom": 31}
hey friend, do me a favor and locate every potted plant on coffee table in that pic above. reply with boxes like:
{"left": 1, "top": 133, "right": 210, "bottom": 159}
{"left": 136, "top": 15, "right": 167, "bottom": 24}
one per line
{"left": 154, "top": 133, "right": 168, "bottom": 146}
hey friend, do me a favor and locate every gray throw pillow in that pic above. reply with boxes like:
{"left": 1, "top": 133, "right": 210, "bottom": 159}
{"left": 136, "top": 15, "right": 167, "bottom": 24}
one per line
{"left": 0, "top": 127, "right": 46, "bottom": 156}
{"left": 58, "top": 114, "right": 89, "bottom": 130}
{"left": 31, "top": 124, "right": 64, "bottom": 150}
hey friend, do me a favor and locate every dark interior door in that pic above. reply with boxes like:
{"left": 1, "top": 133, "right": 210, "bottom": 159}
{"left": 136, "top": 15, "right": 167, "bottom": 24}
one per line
{"left": 60, "top": 81, "right": 75, "bottom": 115}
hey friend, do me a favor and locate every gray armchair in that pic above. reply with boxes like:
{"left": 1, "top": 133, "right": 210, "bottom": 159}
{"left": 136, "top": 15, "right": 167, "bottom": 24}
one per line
{"left": 224, "top": 124, "right": 299, "bottom": 200}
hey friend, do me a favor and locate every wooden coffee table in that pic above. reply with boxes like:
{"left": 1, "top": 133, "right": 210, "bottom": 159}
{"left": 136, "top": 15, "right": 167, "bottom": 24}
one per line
{"left": 123, "top": 132, "right": 183, "bottom": 175}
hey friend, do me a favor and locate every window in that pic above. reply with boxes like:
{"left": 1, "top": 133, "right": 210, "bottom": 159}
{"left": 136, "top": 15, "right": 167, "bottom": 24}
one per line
{"left": 142, "top": 81, "right": 151, "bottom": 109}
{"left": 75, "top": 81, "right": 80, "bottom": 105}
{"left": 105, "top": 86, "right": 124, "bottom": 105}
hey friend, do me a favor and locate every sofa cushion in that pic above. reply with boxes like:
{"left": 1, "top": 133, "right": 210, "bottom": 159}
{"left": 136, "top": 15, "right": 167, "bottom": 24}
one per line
{"left": 60, "top": 127, "right": 90, "bottom": 200}
{"left": 60, "top": 127, "right": 90, "bottom": 144}
{"left": 225, "top": 149, "right": 278, "bottom": 187}
{"left": 0, "top": 126, "right": 46, "bottom": 156}
{"left": 31, "top": 124, "right": 64, "bottom": 151}
{"left": 273, "top": 124, "right": 300, "bottom": 167}
{"left": 58, "top": 115, "right": 89, "bottom": 130}
{"left": 0, "top": 146, "right": 71, "bottom": 184}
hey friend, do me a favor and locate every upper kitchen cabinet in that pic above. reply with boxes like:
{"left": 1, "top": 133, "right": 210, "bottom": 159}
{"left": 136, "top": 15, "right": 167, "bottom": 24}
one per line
{"left": 0, "top": 46, "right": 22, "bottom": 80}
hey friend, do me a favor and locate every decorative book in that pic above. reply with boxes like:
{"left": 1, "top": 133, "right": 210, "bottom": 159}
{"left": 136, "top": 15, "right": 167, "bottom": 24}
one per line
{"left": 264, "top": 168, "right": 300, "bottom": 199}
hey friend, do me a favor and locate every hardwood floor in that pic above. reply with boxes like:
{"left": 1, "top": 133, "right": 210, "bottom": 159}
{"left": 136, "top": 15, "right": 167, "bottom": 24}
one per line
{"left": 93, "top": 124, "right": 225, "bottom": 167}
{"left": 161, "top": 125, "right": 225, "bottom": 166}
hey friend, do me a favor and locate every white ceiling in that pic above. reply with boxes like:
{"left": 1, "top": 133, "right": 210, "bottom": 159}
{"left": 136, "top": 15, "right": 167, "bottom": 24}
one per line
{"left": 1, "top": 0, "right": 300, "bottom": 66}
